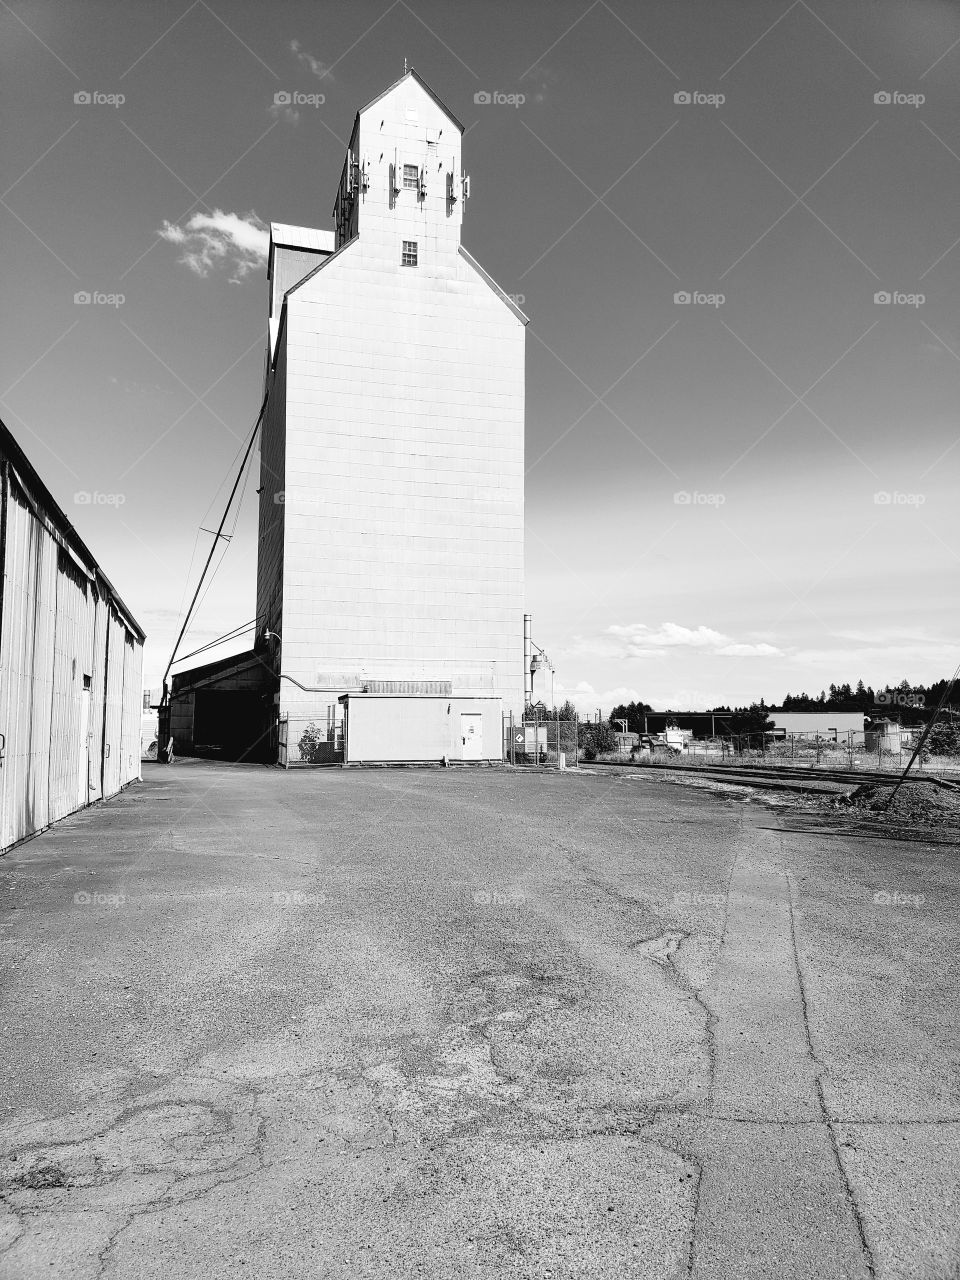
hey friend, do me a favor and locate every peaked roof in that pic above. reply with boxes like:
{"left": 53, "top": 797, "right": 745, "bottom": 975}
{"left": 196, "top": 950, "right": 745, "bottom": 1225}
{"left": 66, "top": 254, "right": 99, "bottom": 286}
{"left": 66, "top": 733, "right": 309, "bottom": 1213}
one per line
{"left": 356, "top": 68, "right": 464, "bottom": 133}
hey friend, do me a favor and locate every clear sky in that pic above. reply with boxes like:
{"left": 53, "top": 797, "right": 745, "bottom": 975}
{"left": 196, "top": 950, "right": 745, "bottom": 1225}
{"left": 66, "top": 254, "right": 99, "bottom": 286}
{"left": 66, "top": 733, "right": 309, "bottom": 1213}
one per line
{"left": 2, "top": 0, "right": 958, "bottom": 714}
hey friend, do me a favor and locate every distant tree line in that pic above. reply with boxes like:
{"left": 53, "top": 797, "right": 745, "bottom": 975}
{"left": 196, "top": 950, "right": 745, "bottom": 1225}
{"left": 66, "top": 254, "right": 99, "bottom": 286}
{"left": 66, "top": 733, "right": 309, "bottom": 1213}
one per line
{"left": 609, "top": 676, "right": 958, "bottom": 732}
{"left": 528, "top": 675, "right": 959, "bottom": 751}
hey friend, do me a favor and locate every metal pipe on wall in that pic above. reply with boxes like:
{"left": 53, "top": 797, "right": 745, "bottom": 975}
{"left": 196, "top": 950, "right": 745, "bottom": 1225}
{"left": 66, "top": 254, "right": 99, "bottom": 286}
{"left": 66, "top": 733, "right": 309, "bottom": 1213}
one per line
{"left": 523, "top": 613, "right": 532, "bottom": 707}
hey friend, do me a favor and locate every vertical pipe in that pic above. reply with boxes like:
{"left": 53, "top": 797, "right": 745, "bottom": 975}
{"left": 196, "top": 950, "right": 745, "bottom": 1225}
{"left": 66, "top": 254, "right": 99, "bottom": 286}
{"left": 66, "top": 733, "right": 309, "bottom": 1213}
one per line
{"left": 523, "top": 613, "right": 532, "bottom": 708}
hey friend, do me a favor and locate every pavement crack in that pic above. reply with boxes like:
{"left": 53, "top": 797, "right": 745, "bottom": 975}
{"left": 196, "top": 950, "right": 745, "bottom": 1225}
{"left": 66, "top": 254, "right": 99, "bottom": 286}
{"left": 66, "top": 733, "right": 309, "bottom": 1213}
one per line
{"left": 817, "top": 1078, "right": 878, "bottom": 1280}
{"left": 630, "top": 927, "right": 718, "bottom": 1115}
{"left": 786, "top": 870, "right": 878, "bottom": 1280}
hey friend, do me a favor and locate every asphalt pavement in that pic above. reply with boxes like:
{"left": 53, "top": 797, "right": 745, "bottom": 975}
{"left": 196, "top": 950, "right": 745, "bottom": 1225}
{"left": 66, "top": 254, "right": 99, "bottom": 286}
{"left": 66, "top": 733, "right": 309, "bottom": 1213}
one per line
{"left": 0, "top": 762, "right": 956, "bottom": 1278}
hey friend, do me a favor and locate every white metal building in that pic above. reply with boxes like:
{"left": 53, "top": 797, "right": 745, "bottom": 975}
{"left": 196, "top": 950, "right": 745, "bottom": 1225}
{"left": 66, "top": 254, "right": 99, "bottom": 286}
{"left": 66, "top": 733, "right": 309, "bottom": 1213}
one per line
{"left": 0, "top": 418, "right": 144, "bottom": 851}
{"left": 169, "top": 71, "right": 527, "bottom": 765}
{"left": 769, "top": 711, "right": 867, "bottom": 740}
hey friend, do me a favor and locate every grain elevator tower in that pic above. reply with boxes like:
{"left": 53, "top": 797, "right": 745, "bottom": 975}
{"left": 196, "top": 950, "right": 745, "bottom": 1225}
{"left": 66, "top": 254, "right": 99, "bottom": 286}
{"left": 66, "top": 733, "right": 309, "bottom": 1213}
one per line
{"left": 254, "top": 70, "right": 527, "bottom": 761}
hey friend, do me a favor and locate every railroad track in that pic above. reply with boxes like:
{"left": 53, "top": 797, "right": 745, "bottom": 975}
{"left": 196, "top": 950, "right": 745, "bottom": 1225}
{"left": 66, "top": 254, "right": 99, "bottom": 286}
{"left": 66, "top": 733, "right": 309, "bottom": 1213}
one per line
{"left": 589, "top": 759, "right": 960, "bottom": 795}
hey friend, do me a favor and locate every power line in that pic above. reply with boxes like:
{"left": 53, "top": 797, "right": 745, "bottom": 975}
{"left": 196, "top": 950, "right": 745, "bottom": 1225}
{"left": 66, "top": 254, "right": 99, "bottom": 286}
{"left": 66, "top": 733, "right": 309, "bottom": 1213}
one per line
{"left": 884, "top": 657, "right": 960, "bottom": 809}
{"left": 170, "top": 617, "right": 259, "bottom": 667}
{"left": 190, "top": 427, "right": 257, "bottom": 628}
{"left": 161, "top": 389, "right": 268, "bottom": 702}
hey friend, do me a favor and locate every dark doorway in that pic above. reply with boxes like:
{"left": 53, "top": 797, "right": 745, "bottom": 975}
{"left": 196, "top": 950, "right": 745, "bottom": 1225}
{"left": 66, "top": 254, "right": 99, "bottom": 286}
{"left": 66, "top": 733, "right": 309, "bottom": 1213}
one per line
{"left": 193, "top": 691, "right": 269, "bottom": 762}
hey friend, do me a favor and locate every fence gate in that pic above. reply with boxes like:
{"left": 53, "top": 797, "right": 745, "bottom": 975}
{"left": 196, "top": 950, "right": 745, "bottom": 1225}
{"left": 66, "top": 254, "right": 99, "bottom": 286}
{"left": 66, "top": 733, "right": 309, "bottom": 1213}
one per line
{"left": 503, "top": 715, "right": 578, "bottom": 767}
{"left": 278, "top": 714, "right": 289, "bottom": 769}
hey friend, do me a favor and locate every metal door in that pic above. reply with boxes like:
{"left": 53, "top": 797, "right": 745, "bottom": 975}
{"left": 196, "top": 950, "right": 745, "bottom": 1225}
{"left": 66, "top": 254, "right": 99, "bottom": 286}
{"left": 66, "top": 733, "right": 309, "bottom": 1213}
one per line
{"left": 460, "top": 713, "right": 482, "bottom": 761}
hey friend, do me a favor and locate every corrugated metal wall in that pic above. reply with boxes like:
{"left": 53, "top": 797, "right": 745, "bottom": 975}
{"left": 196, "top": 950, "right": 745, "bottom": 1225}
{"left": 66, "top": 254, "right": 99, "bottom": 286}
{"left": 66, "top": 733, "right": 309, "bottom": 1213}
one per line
{"left": 101, "top": 610, "right": 126, "bottom": 800}
{"left": 87, "top": 589, "right": 109, "bottom": 804}
{"left": 120, "top": 629, "right": 143, "bottom": 786}
{"left": 0, "top": 469, "right": 144, "bottom": 853}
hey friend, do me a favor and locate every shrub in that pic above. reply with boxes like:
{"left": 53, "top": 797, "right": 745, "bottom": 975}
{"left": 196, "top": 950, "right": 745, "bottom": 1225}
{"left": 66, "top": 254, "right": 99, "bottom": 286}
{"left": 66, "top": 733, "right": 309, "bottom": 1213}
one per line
{"left": 578, "top": 721, "right": 617, "bottom": 759}
{"left": 925, "top": 719, "right": 960, "bottom": 756}
{"left": 298, "top": 722, "right": 330, "bottom": 763}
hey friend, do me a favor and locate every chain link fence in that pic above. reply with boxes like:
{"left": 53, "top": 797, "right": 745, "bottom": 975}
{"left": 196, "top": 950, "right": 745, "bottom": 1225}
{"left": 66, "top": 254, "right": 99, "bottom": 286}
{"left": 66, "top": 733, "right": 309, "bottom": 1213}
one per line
{"left": 503, "top": 715, "right": 579, "bottom": 767}
{"left": 610, "top": 729, "right": 960, "bottom": 775}
{"left": 279, "top": 715, "right": 345, "bottom": 766}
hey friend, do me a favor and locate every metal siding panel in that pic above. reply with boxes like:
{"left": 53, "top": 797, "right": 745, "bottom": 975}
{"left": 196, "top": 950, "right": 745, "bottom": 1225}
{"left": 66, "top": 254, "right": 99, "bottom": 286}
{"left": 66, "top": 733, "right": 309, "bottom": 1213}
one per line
{"left": 119, "top": 631, "right": 142, "bottom": 786}
{"left": 87, "top": 589, "right": 109, "bottom": 803}
{"left": 102, "top": 611, "right": 125, "bottom": 799}
{"left": 47, "top": 550, "right": 93, "bottom": 824}
{"left": 0, "top": 488, "right": 57, "bottom": 848}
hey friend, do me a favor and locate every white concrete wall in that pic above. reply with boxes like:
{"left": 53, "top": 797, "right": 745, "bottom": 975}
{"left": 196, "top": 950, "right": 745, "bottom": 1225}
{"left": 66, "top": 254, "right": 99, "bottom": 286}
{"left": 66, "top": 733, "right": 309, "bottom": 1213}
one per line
{"left": 771, "top": 712, "right": 867, "bottom": 736}
{"left": 259, "top": 75, "right": 525, "bottom": 728}
{"left": 343, "top": 695, "right": 502, "bottom": 763}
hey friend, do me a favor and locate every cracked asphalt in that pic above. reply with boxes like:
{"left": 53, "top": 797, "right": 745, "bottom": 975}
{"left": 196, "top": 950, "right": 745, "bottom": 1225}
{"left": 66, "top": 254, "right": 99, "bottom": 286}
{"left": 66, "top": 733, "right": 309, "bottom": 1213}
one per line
{"left": 0, "top": 762, "right": 957, "bottom": 1278}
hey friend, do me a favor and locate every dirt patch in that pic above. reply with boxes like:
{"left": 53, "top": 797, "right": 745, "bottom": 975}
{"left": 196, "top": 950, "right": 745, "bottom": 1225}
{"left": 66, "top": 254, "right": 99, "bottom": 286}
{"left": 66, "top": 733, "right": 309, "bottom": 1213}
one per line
{"left": 839, "top": 781, "right": 960, "bottom": 830}
{"left": 6, "top": 1161, "right": 70, "bottom": 1190}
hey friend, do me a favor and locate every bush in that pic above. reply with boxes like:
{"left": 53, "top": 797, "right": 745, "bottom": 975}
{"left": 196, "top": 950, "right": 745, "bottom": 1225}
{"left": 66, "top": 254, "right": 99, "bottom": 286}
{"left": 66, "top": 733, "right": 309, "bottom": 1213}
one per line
{"left": 578, "top": 721, "right": 617, "bottom": 760}
{"left": 925, "top": 719, "right": 960, "bottom": 757}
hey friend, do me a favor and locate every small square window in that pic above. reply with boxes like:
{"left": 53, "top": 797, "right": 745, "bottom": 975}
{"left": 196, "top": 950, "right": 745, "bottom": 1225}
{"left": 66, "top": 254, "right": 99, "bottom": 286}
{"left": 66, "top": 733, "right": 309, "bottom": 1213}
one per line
{"left": 402, "top": 163, "right": 419, "bottom": 189}
{"left": 401, "top": 240, "right": 418, "bottom": 266}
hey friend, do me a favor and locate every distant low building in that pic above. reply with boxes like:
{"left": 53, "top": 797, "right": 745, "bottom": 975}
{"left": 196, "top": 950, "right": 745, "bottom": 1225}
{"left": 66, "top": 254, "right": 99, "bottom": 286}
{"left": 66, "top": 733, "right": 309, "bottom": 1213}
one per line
{"left": 768, "top": 711, "right": 866, "bottom": 741}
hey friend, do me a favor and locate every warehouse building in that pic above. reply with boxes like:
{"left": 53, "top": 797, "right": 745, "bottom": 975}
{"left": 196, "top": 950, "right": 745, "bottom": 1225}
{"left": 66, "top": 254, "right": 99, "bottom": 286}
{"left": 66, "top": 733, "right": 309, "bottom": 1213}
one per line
{"left": 768, "top": 711, "right": 867, "bottom": 742}
{"left": 170, "top": 70, "right": 526, "bottom": 765}
{"left": 0, "top": 417, "right": 144, "bottom": 851}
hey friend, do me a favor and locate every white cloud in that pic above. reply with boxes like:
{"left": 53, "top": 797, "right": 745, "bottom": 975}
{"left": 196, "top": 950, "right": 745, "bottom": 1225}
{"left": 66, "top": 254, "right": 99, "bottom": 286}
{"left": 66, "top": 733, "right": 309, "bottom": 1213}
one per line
{"left": 789, "top": 641, "right": 958, "bottom": 670}
{"left": 269, "top": 103, "right": 300, "bottom": 125}
{"left": 290, "top": 39, "right": 333, "bottom": 80}
{"left": 554, "top": 683, "right": 642, "bottom": 716}
{"left": 645, "top": 689, "right": 718, "bottom": 712}
{"left": 158, "top": 210, "right": 268, "bottom": 282}
{"left": 554, "top": 682, "right": 720, "bottom": 715}
{"left": 716, "top": 642, "right": 781, "bottom": 657}
{"left": 568, "top": 622, "right": 782, "bottom": 660}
